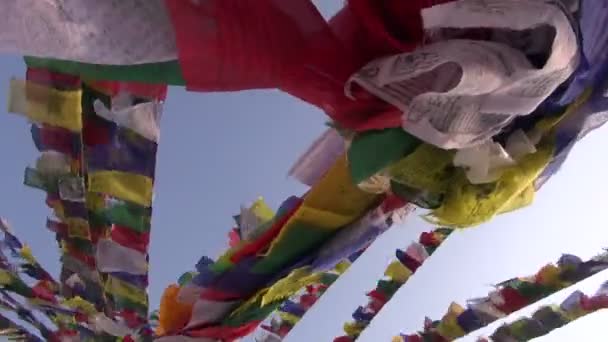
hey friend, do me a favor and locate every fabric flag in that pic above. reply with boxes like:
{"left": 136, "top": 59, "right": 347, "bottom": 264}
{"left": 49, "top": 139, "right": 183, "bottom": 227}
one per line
{"left": 0, "top": 1, "right": 177, "bottom": 65}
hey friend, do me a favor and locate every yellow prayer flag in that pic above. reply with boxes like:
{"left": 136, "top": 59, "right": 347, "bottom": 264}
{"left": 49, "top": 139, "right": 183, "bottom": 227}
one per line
{"left": 250, "top": 197, "right": 275, "bottom": 222}
{"left": 344, "top": 321, "right": 366, "bottom": 337}
{"left": 389, "top": 144, "right": 454, "bottom": 194}
{"left": 428, "top": 142, "right": 553, "bottom": 228}
{"left": 8, "top": 79, "right": 82, "bottom": 132}
{"left": 267, "top": 156, "right": 378, "bottom": 255}
{"left": 19, "top": 245, "right": 37, "bottom": 265}
{"left": 61, "top": 297, "right": 98, "bottom": 316}
{"left": 304, "top": 155, "right": 378, "bottom": 221}
{"left": 88, "top": 170, "right": 153, "bottom": 207}
{"left": 279, "top": 312, "right": 301, "bottom": 325}
{"left": 0, "top": 270, "right": 13, "bottom": 285}
{"left": 536, "top": 264, "right": 563, "bottom": 287}
{"left": 262, "top": 268, "right": 321, "bottom": 306}
{"left": 334, "top": 261, "right": 351, "bottom": 274}
{"left": 436, "top": 303, "right": 466, "bottom": 339}
{"left": 85, "top": 192, "right": 107, "bottom": 212}
{"left": 292, "top": 205, "right": 354, "bottom": 229}
{"left": 65, "top": 217, "right": 90, "bottom": 239}
{"left": 384, "top": 260, "right": 412, "bottom": 283}
{"left": 105, "top": 276, "right": 148, "bottom": 306}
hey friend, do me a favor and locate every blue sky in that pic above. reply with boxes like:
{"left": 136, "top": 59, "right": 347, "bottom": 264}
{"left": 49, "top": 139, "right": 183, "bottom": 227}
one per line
{"left": 0, "top": 1, "right": 606, "bottom": 341}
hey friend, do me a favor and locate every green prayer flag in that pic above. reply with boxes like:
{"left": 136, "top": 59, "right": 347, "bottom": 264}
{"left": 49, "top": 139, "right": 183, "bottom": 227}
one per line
{"left": 320, "top": 273, "right": 339, "bottom": 286}
{"left": 222, "top": 298, "right": 280, "bottom": 327}
{"left": 177, "top": 272, "right": 196, "bottom": 286}
{"left": 102, "top": 202, "right": 151, "bottom": 233}
{"left": 24, "top": 167, "right": 54, "bottom": 193}
{"left": 252, "top": 222, "right": 333, "bottom": 274}
{"left": 376, "top": 279, "right": 401, "bottom": 299}
{"left": 348, "top": 128, "right": 420, "bottom": 184}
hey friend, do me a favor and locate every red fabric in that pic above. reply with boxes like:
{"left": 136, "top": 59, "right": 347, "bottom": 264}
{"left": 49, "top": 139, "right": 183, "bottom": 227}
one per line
{"left": 118, "top": 310, "right": 146, "bottom": 329}
{"left": 277, "top": 324, "right": 292, "bottom": 338}
{"left": 45, "top": 194, "right": 61, "bottom": 210}
{"left": 110, "top": 224, "right": 150, "bottom": 254}
{"left": 228, "top": 228, "right": 241, "bottom": 248}
{"left": 581, "top": 295, "right": 608, "bottom": 311}
{"left": 230, "top": 198, "right": 303, "bottom": 263}
{"left": 431, "top": 334, "right": 449, "bottom": 342}
{"left": 38, "top": 125, "right": 78, "bottom": 157}
{"left": 346, "top": 0, "right": 451, "bottom": 54}
{"left": 26, "top": 68, "right": 81, "bottom": 89}
{"left": 334, "top": 336, "right": 355, "bottom": 342}
{"left": 366, "top": 289, "right": 388, "bottom": 303}
{"left": 82, "top": 117, "right": 112, "bottom": 146}
{"left": 65, "top": 244, "right": 96, "bottom": 269}
{"left": 305, "top": 285, "right": 318, "bottom": 295}
{"left": 163, "top": 0, "right": 443, "bottom": 132}
{"left": 299, "top": 294, "right": 318, "bottom": 309}
{"left": 87, "top": 80, "right": 168, "bottom": 100}
{"left": 32, "top": 281, "right": 57, "bottom": 303}
{"left": 74, "top": 312, "right": 88, "bottom": 323}
{"left": 381, "top": 194, "right": 408, "bottom": 213}
{"left": 495, "top": 287, "right": 529, "bottom": 314}
{"left": 187, "top": 320, "right": 261, "bottom": 340}
{"left": 419, "top": 231, "right": 439, "bottom": 247}
{"left": 199, "top": 288, "right": 241, "bottom": 301}
{"left": 368, "top": 299, "right": 385, "bottom": 313}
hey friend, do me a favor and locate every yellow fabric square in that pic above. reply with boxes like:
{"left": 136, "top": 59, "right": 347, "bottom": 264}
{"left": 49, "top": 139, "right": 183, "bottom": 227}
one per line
{"left": 304, "top": 155, "right": 378, "bottom": 220}
{"left": 293, "top": 205, "right": 354, "bottom": 229}
{"left": 266, "top": 156, "right": 378, "bottom": 255}
{"left": 65, "top": 217, "right": 90, "bottom": 239}
{"left": 88, "top": 171, "right": 153, "bottom": 207}
{"left": 279, "top": 312, "right": 301, "bottom": 325}
{"left": 85, "top": 192, "right": 106, "bottom": 212}
{"left": 384, "top": 260, "right": 412, "bottom": 283}
{"left": 250, "top": 197, "right": 275, "bottom": 222}
{"left": 437, "top": 302, "right": 466, "bottom": 339}
{"left": 105, "top": 276, "right": 147, "bottom": 305}
{"left": 8, "top": 79, "right": 82, "bottom": 132}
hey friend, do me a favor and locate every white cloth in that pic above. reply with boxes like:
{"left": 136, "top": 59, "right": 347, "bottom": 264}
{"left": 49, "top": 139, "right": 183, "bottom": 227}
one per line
{"left": 185, "top": 299, "right": 240, "bottom": 329}
{"left": 0, "top": 0, "right": 177, "bottom": 64}
{"left": 93, "top": 98, "right": 162, "bottom": 142}
{"left": 96, "top": 239, "right": 148, "bottom": 275}
{"left": 453, "top": 129, "right": 537, "bottom": 184}
{"left": 92, "top": 313, "right": 133, "bottom": 337}
{"left": 36, "top": 151, "right": 72, "bottom": 175}
{"left": 288, "top": 128, "right": 345, "bottom": 186}
{"left": 348, "top": 0, "right": 578, "bottom": 149}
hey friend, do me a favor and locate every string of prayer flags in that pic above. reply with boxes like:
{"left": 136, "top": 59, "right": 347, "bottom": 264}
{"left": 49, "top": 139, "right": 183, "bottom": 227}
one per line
{"left": 155, "top": 192, "right": 411, "bottom": 341}
{"left": 8, "top": 65, "right": 167, "bottom": 339}
{"left": 394, "top": 251, "right": 608, "bottom": 341}
{"left": 258, "top": 260, "right": 352, "bottom": 340}
{"left": 334, "top": 228, "right": 453, "bottom": 341}
{"left": 2, "top": 1, "right": 608, "bottom": 340}
{"left": 2, "top": 0, "right": 607, "bottom": 231}
{"left": 477, "top": 279, "right": 608, "bottom": 342}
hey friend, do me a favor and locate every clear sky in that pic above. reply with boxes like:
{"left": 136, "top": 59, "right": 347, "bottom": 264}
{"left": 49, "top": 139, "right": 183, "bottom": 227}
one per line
{"left": 0, "top": 1, "right": 606, "bottom": 341}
